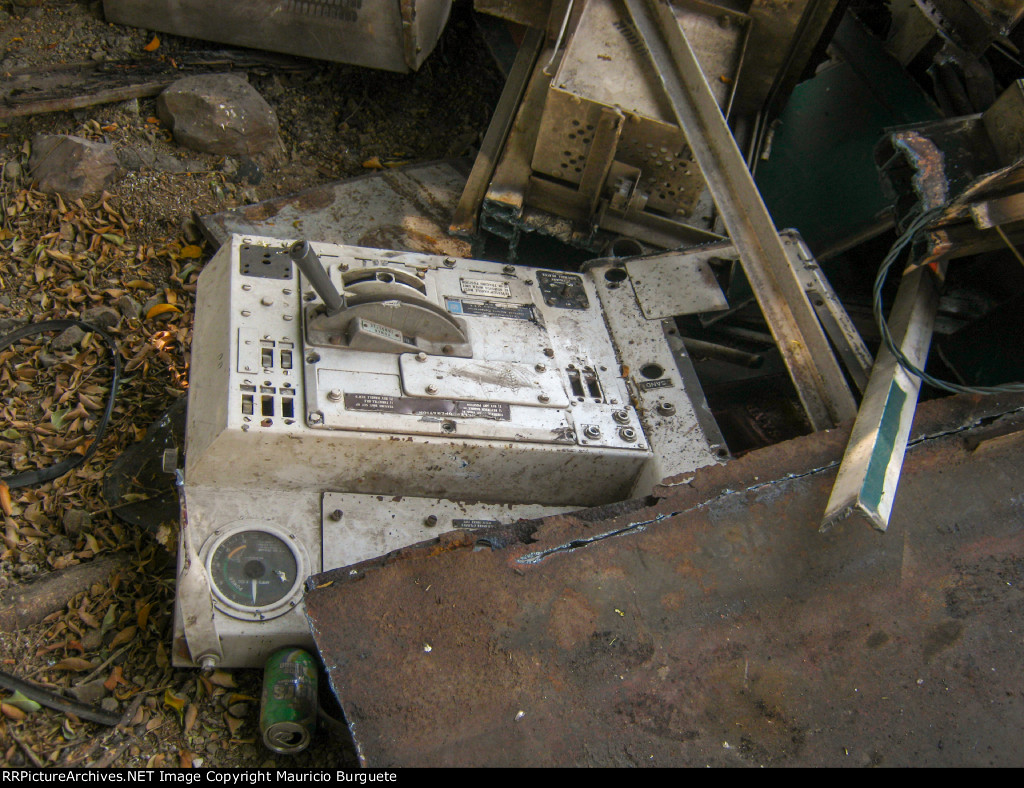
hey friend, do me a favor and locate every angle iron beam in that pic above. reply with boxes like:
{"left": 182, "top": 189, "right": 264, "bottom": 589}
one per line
{"left": 822, "top": 262, "right": 946, "bottom": 531}
{"left": 623, "top": 0, "right": 857, "bottom": 430}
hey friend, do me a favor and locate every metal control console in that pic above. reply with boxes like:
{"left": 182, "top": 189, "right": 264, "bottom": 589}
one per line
{"left": 174, "top": 236, "right": 725, "bottom": 667}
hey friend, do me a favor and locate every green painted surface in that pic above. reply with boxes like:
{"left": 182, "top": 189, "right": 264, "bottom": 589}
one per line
{"left": 755, "top": 12, "right": 941, "bottom": 253}
{"left": 860, "top": 380, "right": 909, "bottom": 514}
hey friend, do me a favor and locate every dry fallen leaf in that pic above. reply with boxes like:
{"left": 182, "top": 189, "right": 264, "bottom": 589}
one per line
{"left": 1, "top": 702, "right": 26, "bottom": 721}
{"left": 145, "top": 303, "right": 182, "bottom": 320}
{"left": 224, "top": 713, "right": 244, "bottom": 737}
{"left": 52, "top": 657, "right": 95, "bottom": 672}
{"left": 208, "top": 670, "right": 236, "bottom": 689}
{"left": 0, "top": 482, "right": 11, "bottom": 518}
{"left": 183, "top": 703, "right": 198, "bottom": 735}
{"left": 109, "top": 625, "right": 137, "bottom": 649}
{"left": 143, "top": 35, "right": 160, "bottom": 52}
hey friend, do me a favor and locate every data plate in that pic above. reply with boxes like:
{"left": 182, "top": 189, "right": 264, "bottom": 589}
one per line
{"left": 399, "top": 355, "right": 570, "bottom": 408}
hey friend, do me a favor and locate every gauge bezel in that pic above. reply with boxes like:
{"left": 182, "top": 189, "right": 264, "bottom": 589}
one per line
{"left": 200, "top": 522, "right": 309, "bottom": 621}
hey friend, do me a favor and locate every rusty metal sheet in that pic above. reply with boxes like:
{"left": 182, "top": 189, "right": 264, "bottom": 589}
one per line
{"left": 200, "top": 160, "right": 472, "bottom": 257}
{"left": 305, "top": 392, "right": 1024, "bottom": 767}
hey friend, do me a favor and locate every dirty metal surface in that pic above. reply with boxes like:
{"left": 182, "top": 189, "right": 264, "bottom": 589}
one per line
{"left": 200, "top": 160, "right": 472, "bottom": 257}
{"left": 306, "top": 392, "right": 1024, "bottom": 767}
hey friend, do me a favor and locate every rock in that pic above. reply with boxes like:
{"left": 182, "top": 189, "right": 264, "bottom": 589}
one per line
{"left": 157, "top": 74, "right": 280, "bottom": 156}
{"left": 80, "top": 305, "right": 120, "bottom": 330}
{"left": 63, "top": 509, "right": 93, "bottom": 536}
{"left": 2, "top": 160, "right": 21, "bottom": 181}
{"left": 0, "top": 316, "right": 25, "bottom": 333}
{"left": 70, "top": 679, "right": 108, "bottom": 705}
{"left": 115, "top": 294, "right": 141, "bottom": 321}
{"left": 52, "top": 325, "right": 85, "bottom": 350}
{"left": 29, "top": 134, "right": 120, "bottom": 199}
{"left": 100, "top": 697, "right": 120, "bottom": 713}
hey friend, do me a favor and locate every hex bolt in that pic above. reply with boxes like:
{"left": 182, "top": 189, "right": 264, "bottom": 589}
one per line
{"left": 538, "top": 393, "right": 551, "bottom": 403}
{"left": 328, "top": 509, "right": 344, "bottom": 522}
{"left": 443, "top": 258, "right": 456, "bottom": 268}
{"left": 613, "top": 410, "right": 630, "bottom": 425}
{"left": 327, "top": 389, "right": 343, "bottom": 402}
{"left": 426, "top": 384, "right": 438, "bottom": 394}
{"left": 619, "top": 427, "right": 638, "bottom": 442}
{"left": 657, "top": 402, "right": 677, "bottom": 416}
{"left": 503, "top": 265, "right": 515, "bottom": 274}
{"left": 544, "top": 348, "right": 555, "bottom": 358}
{"left": 424, "top": 515, "right": 439, "bottom": 527}
{"left": 308, "top": 411, "right": 323, "bottom": 424}
{"left": 416, "top": 352, "right": 428, "bottom": 362}
{"left": 584, "top": 425, "right": 602, "bottom": 439}
{"left": 535, "top": 363, "right": 547, "bottom": 373}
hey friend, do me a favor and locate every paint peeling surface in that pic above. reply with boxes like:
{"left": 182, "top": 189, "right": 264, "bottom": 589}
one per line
{"left": 305, "top": 393, "right": 1024, "bottom": 767}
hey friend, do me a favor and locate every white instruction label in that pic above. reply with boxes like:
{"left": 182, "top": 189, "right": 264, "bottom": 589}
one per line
{"left": 460, "top": 278, "right": 511, "bottom": 299}
{"left": 356, "top": 318, "right": 404, "bottom": 344}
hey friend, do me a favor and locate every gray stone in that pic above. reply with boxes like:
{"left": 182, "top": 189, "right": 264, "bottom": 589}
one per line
{"left": 157, "top": 74, "right": 280, "bottom": 156}
{"left": 70, "top": 680, "right": 108, "bottom": 705}
{"left": 115, "top": 294, "right": 141, "bottom": 321}
{"left": 2, "top": 160, "right": 21, "bottom": 181}
{"left": 0, "top": 316, "right": 25, "bottom": 333}
{"left": 29, "top": 134, "right": 120, "bottom": 199}
{"left": 100, "top": 697, "right": 120, "bottom": 713}
{"left": 63, "top": 509, "right": 93, "bottom": 536}
{"left": 52, "top": 325, "right": 85, "bottom": 350}
{"left": 81, "top": 305, "right": 120, "bottom": 330}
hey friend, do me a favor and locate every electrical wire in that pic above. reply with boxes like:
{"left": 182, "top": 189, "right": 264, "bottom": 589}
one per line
{"left": 873, "top": 207, "right": 1024, "bottom": 395}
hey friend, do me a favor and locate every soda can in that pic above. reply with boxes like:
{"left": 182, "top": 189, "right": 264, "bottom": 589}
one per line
{"left": 260, "top": 647, "right": 318, "bottom": 754}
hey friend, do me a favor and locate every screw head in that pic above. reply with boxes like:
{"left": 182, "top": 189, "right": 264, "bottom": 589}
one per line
{"left": 544, "top": 348, "right": 555, "bottom": 358}
{"left": 443, "top": 258, "right": 456, "bottom": 268}
{"left": 503, "top": 265, "right": 515, "bottom": 274}
{"left": 416, "top": 352, "right": 428, "bottom": 362}
{"left": 535, "top": 363, "right": 547, "bottom": 373}
{"left": 426, "top": 384, "right": 438, "bottom": 394}
{"left": 538, "top": 393, "right": 550, "bottom": 403}
{"left": 260, "top": 296, "right": 274, "bottom": 306}
{"left": 308, "top": 411, "right": 323, "bottom": 424}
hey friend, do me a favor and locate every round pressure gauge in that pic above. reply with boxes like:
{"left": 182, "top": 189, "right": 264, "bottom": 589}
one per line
{"left": 203, "top": 526, "right": 306, "bottom": 620}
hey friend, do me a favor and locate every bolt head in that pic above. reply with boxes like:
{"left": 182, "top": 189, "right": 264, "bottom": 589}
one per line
{"left": 544, "top": 348, "right": 555, "bottom": 358}
{"left": 416, "top": 352, "right": 428, "bottom": 362}
{"left": 426, "top": 384, "right": 438, "bottom": 394}
{"left": 613, "top": 410, "right": 630, "bottom": 424}
{"left": 538, "top": 393, "right": 550, "bottom": 403}
{"left": 425, "top": 515, "right": 439, "bottom": 527}
{"left": 327, "top": 388, "right": 343, "bottom": 402}
{"left": 657, "top": 402, "right": 677, "bottom": 416}
{"left": 535, "top": 363, "right": 547, "bottom": 373}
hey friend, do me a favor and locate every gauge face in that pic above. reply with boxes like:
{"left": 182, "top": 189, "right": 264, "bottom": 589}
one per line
{"left": 209, "top": 530, "right": 299, "bottom": 610}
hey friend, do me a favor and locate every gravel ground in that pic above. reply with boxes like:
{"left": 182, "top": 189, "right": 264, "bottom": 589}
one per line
{"left": 0, "top": 0, "right": 503, "bottom": 767}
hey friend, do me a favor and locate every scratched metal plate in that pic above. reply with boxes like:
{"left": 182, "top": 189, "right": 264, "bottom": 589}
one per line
{"left": 305, "top": 392, "right": 1024, "bottom": 767}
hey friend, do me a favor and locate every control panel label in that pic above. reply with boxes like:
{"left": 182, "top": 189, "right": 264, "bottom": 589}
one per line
{"left": 460, "top": 278, "right": 511, "bottom": 299}
{"left": 344, "top": 393, "right": 511, "bottom": 421}
{"left": 537, "top": 270, "right": 589, "bottom": 310}
{"left": 356, "top": 318, "right": 404, "bottom": 344}
{"left": 445, "top": 298, "right": 536, "bottom": 322}
{"left": 452, "top": 519, "right": 501, "bottom": 529}
{"left": 638, "top": 378, "right": 674, "bottom": 390}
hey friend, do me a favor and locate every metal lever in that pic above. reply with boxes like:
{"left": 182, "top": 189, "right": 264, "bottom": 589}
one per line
{"left": 290, "top": 240, "right": 345, "bottom": 315}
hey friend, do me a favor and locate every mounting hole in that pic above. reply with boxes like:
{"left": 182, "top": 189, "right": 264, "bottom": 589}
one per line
{"left": 604, "top": 268, "right": 628, "bottom": 283}
{"left": 441, "top": 420, "right": 456, "bottom": 434}
{"left": 609, "top": 238, "right": 643, "bottom": 258}
{"left": 376, "top": 271, "right": 395, "bottom": 284}
{"left": 640, "top": 363, "right": 664, "bottom": 379}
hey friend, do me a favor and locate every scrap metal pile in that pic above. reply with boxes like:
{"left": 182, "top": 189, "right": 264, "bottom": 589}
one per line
{"left": 171, "top": 0, "right": 1024, "bottom": 764}
{"left": 6, "top": 0, "right": 1018, "bottom": 768}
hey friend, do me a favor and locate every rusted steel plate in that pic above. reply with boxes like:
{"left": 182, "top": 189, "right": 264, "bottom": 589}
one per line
{"left": 306, "top": 393, "right": 1024, "bottom": 767}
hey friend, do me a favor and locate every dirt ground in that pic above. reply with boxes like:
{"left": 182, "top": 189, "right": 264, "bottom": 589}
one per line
{"left": 0, "top": 0, "right": 503, "bottom": 768}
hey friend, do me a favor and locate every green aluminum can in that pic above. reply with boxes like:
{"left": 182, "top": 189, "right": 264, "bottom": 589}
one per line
{"left": 260, "top": 647, "right": 318, "bottom": 754}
